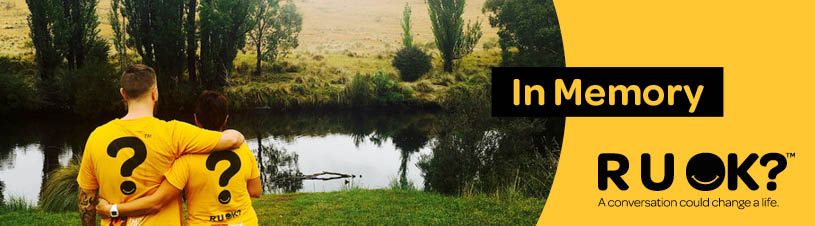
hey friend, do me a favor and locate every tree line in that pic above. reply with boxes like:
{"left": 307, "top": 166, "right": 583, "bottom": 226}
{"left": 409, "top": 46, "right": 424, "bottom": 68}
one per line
{"left": 393, "top": 0, "right": 563, "bottom": 81}
{"left": 25, "top": 0, "right": 302, "bottom": 104}
{"left": 20, "top": 0, "right": 562, "bottom": 113}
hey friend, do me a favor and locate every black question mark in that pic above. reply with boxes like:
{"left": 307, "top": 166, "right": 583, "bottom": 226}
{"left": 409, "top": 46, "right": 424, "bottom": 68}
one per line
{"left": 107, "top": 137, "right": 148, "bottom": 195}
{"left": 759, "top": 153, "right": 787, "bottom": 191}
{"left": 206, "top": 151, "right": 241, "bottom": 204}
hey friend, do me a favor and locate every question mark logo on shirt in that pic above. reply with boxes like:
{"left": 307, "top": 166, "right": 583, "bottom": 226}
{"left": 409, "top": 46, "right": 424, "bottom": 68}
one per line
{"left": 107, "top": 137, "right": 147, "bottom": 195}
{"left": 206, "top": 151, "right": 241, "bottom": 204}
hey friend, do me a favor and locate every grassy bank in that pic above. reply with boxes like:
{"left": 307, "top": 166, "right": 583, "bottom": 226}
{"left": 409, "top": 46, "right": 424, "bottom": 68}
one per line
{"left": 0, "top": 189, "right": 544, "bottom": 225}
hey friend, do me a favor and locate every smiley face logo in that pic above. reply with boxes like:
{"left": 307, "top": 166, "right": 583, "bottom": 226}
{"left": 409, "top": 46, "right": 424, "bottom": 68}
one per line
{"left": 686, "top": 153, "right": 725, "bottom": 191}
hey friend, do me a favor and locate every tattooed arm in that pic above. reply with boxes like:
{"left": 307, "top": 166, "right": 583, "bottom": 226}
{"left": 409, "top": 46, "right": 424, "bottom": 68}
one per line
{"left": 78, "top": 188, "right": 99, "bottom": 226}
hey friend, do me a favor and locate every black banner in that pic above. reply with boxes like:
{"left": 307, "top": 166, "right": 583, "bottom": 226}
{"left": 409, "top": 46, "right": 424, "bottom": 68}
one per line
{"left": 491, "top": 67, "right": 724, "bottom": 117}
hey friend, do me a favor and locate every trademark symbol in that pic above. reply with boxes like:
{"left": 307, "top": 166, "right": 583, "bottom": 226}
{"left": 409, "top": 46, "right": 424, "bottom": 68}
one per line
{"left": 786, "top": 153, "right": 796, "bottom": 158}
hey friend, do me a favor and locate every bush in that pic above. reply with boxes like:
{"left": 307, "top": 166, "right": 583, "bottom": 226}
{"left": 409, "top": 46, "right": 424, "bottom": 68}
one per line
{"left": 0, "top": 56, "right": 41, "bottom": 114}
{"left": 39, "top": 161, "right": 79, "bottom": 212}
{"left": 346, "top": 74, "right": 374, "bottom": 107}
{"left": 0, "top": 73, "right": 41, "bottom": 114}
{"left": 441, "top": 74, "right": 490, "bottom": 114}
{"left": 370, "top": 71, "right": 412, "bottom": 104}
{"left": 392, "top": 46, "right": 432, "bottom": 82}
{"left": 345, "top": 71, "right": 414, "bottom": 107}
{"left": 69, "top": 62, "right": 123, "bottom": 116}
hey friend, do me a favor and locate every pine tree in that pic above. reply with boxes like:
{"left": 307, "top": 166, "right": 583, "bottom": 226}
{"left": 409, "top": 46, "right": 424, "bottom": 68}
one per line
{"left": 427, "top": 0, "right": 482, "bottom": 72}
{"left": 25, "top": 0, "right": 62, "bottom": 81}
{"left": 401, "top": 2, "right": 412, "bottom": 48}
{"left": 110, "top": 0, "right": 128, "bottom": 69}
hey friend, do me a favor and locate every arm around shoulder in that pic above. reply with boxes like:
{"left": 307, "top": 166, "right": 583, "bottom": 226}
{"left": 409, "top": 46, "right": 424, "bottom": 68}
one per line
{"left": 214, "top": 129, "right": 245, "bottom": 151}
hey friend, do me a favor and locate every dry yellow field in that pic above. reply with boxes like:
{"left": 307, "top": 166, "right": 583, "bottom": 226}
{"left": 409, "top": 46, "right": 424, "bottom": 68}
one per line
{"left": 0, "top": 0, "right": 497, "bottom": 55}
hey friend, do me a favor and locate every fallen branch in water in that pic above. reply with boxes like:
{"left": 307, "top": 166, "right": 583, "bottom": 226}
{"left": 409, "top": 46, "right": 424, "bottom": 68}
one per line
{"left": 299, "top": 171, "right": 359, "bottom": 181}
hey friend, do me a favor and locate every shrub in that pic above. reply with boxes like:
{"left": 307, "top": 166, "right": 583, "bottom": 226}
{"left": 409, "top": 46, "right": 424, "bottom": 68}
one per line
{"left": 441, "top": 74, "right": 490, "bottom": 114}
{"left": 346, "top": 74, "right": 374, "bottom": 107}
{"left": 370, "top": 71, "right": 412, "bottom": 104}
{"left": 69, "top": 62, "right": 123, "bottom": 117}
{"left": 345, "top": 71, "right": 414, "bottom": 107}
{"left": 39, "top": 160, "right": 79, "bottom": 212}
{"left": 0, "top": 73, "right": 41, "bottom": 114}
{"left": 392, "top": 46, "right": 432, "bottom": 82}
{"left": 0, "top": 55, "right": 41, "bottom": 114}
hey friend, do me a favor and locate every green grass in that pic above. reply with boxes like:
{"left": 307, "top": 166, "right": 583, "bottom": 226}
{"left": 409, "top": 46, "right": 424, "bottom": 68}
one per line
{"left": 1, "top": 189, "right": 545, "bottom": 225}
{"left": 1, "top": 195, "right": 35, "bottom": 211}
{"left": 0, "top": 210, "right": 78, "bottom": 226}
{"left": 0, "top": 196, "right": 76, "bottom": 226}
{"left": 256, "top": 189, "right": 545, "bottom": 225}
{"left": 224, "top": 49, "right": 501, "bottom": 111}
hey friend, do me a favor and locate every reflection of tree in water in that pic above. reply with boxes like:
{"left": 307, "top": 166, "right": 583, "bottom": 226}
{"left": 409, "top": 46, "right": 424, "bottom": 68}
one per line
{"left": 391, "top": 123, "right": 431, "bottom": 189}
{"left": 418, "top": 115, "right": 563, "bottom": 198}
{"left": 256, "top": 137, "right": 303, "bottom": 193}
{"left": 244, "top": 112, "right": 304, "bottom": 194}
{"left": 0, "top": 180, "right": 5, "bottom": 205}
{"left": 39, "top": 130, "right": 65, "bottom": 199}
{"left": 227, "top": 110, "right": 563, "bottom": 197}
{"left": 0, "top": 116, "right": 95, "bottom": 202}
{"left": 348, "top": 112, "right": 433, "bottom": 189}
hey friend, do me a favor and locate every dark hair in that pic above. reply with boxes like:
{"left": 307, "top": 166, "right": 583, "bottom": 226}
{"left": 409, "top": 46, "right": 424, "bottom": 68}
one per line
{"left": 120, "top": 64, "right": 157, "bottom": 99}
{"left": 195, "top": 90, "right": 229, "bottom": 131}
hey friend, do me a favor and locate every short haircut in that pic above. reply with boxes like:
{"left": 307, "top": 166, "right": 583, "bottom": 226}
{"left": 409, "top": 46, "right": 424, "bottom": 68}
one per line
{"left": 195, "top": 90, "right": 230, "bottom": 131}
{"left": 120, "top": 64, "right": 157, "bottom": 99}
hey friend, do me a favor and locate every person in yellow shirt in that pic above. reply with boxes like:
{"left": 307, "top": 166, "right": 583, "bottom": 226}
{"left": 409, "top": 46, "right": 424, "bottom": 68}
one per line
{"left": 96, "top": 91, "right": 263, "bottom": 226}
{"left": 76, "top": 65, "right": 247, "bottom": 226}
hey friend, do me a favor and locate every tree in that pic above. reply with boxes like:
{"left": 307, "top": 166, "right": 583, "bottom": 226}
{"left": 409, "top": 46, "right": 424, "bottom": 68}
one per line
{"left": 248, "top": 0, "right": 302, "bottom": 77}
{"left": 185, "top": 0, "right": 198, "bottom": 81}
{"left": 122, "top": 0, "right": 187, "bottom": 86}
{"left": 400, "top": 2, "right": 412, "bottom": 48}
{"left": 427, "top": 0, "right": 482, "bottom": 72}
{"left": 483, "top": 0, "right": 564, "bottom": 66}
{"left": 25, "top": 0, "right": 63, "bottom": 82}
{"left": 393, "top": 3, "right": 431, "bottom": 82}
{"left": 26, "top": 0, "right": 106, "bottom": 104}
{"left": 200, "top": 0, "right": 258, "bottom": 88}
{"left": 248, "top": 0, "right": 278, "bottom": 77}
{"left": 392, "top": 46, "right": 431, "bottom": 82}
{"left": 110, "top": 0, "right": 128, "bottom": 69}
{"left": 62, "top": 0, "right": 104, "bottom": 70}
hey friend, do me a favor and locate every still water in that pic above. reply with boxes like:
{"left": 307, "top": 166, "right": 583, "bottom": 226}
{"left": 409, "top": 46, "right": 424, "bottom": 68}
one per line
{"left": 0, "top": 111, "right": 563, "bottom": 205}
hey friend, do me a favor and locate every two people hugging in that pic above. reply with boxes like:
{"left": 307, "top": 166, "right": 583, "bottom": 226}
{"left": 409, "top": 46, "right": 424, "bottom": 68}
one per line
{"left": 77, "top": 64, "right": 261, "bottom": 226}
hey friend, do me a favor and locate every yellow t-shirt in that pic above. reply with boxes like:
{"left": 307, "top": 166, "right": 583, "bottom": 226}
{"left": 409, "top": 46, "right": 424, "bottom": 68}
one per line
{"left": 164, "top": 144, "right": 260, "bottom": 226}
{"left": 77, "top": 117, "right": 222, "bottom": 226}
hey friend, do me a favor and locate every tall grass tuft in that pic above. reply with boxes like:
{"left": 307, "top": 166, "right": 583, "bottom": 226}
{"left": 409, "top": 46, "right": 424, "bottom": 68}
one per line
{"left": 388, "top": 177, "right": 418, "bottom": 191}
{"left": 1, "top": 195, "right": 35, "bottom": 211}
{"left": 39, "top": 159, "right": 80, "bottom": 212}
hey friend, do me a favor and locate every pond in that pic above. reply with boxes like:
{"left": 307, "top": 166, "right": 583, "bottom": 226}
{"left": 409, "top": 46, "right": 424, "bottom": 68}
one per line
{"left": 0, "top": 111, "right": 563, "bottom": 206}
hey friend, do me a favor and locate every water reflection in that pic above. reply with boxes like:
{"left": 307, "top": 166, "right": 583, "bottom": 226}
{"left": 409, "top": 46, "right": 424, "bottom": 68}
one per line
{"left": 229, "top": 111, "right": 438, "bottom": 193}
{"left": 0, "top": 111, "right": 563, "bottom": 205}
{"left": 0, "top": 117, "right": 93, "bottom": 204}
